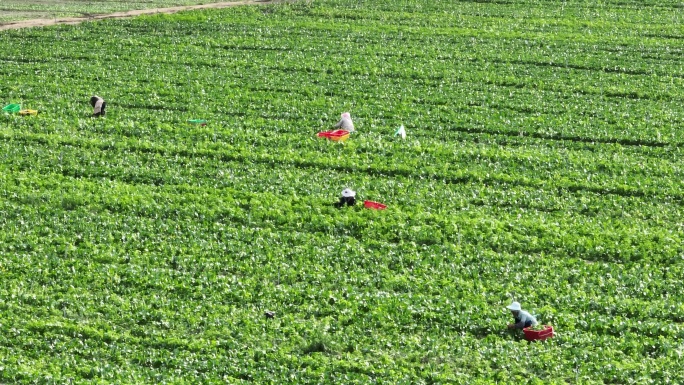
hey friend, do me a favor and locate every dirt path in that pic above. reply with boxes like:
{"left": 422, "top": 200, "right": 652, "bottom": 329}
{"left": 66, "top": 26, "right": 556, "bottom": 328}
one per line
{"left": 0, "top": 0, "right": 281, "bottom": 31}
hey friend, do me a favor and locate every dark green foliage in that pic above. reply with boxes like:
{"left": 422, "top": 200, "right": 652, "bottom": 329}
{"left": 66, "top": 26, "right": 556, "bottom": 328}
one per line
{"left": 0, "top": 0, "right": 683, "bottom": 383}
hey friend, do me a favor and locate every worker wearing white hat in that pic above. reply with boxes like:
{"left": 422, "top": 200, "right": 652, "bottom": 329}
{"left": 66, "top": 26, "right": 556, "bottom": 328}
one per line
{"left": 506, "top": 301, "right": 538, "bottom": 329}
{"left": 335, "top": 188, "right": 356, "bottom": 208}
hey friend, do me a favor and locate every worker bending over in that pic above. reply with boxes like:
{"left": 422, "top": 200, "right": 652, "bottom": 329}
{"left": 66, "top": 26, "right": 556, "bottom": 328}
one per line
{"left": 90, "top": 95, "right": 106, "bottom": 117}
{"left": 506, "top": 301, "right": 538, "bottom": 329}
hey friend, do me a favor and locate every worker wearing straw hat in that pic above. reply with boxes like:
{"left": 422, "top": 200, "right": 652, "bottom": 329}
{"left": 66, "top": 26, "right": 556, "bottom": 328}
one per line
{"left": 506, "top": 301, "right": 538, "bottom": 329}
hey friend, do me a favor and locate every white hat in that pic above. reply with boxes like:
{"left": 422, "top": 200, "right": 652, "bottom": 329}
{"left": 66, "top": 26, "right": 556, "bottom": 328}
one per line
{"left": 506, "top": 301, "right": 521, "bottom": 311}
{"left": 341, "top": 188, "right": 356, "bottom": 198}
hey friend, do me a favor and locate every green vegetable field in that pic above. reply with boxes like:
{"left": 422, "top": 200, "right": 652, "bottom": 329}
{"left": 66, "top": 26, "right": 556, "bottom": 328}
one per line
{"left": 0, "top": 0, "right": 242, "bottom": 23}
{"left": 1, "top": 0, "right": 684, "bottom": 382}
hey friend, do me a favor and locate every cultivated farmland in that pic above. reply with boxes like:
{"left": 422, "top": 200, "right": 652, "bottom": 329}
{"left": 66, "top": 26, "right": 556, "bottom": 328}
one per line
{"left": 0, "top": 0, "right": 245, "bottom": 23}
{"left": 1, "top": 0, "right": 684, "bottom": 383}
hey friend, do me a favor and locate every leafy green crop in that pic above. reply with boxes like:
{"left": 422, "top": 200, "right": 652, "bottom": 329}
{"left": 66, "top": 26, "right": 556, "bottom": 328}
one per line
{"left": 1, "top": 0, "right": 684, "bottom": 383}
{"left": 0, "top": 0, "right": 245, "bottom": 23}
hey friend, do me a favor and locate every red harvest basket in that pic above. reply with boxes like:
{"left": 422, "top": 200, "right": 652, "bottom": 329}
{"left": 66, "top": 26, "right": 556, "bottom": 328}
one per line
{"left": 317, "top": 129, "right": 350, "bottom": 142}
{"left": 363, "top": 200, "right": 387, "bottom": 210}
{"left": 523, "top": 325, "right": 554, "bottom": 341}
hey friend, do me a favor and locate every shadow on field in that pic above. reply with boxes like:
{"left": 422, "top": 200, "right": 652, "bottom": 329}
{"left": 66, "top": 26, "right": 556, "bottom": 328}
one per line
{"left": 448, "top": 124, "right": 671, "bottom": 148}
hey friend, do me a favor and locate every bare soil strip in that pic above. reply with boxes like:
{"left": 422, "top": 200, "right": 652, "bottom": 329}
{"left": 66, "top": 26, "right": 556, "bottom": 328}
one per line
{"left": 0, "top": 0, "right": 278, "bottom": 31}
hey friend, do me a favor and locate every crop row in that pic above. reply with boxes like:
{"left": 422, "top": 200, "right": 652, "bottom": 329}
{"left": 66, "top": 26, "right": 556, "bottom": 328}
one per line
{"left": 2, "top": 168, "right": 683, "bottom": 383}
{"left": 2, "top": 0, "right": 684, "bottom": 383}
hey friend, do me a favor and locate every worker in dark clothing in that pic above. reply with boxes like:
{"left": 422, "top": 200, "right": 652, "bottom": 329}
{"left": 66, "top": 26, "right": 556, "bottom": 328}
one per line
{"left": 90, "top": 95, "right": 106, "bottom": 117}
{"left": 335, "top": 188, "right": 356, "bottom": 208}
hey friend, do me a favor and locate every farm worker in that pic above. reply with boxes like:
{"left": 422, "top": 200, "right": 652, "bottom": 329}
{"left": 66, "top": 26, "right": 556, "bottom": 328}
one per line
{"left": 335, "top": 188, "right": 356, "bottom": 208}
{"left": 506, "top": 301, "right": 538, "bottom": 329}
{"left": 333, "top": 112, "right": 354, "bottom": 132}
{"left": 90, "top": 95, "right": 106, "bottom": 117}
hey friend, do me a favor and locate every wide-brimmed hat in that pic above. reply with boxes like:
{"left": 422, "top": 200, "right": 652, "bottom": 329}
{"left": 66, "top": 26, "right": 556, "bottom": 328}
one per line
{"left": 506, "top": 301, "right": 521, "bottom": 311}
{"left": 342, "top": 188, "right": 356, "bottom": 198}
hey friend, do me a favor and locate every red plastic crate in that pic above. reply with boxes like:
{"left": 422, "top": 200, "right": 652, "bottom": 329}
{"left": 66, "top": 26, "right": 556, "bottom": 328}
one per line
{"left": 523, "top": 325, "right": 554, "bottom": 341}
{"left": 363, "top": 200, "right": 387, "bottom": 210}
{"left": 317, "top": 130, "right": 350, "bottom": 142}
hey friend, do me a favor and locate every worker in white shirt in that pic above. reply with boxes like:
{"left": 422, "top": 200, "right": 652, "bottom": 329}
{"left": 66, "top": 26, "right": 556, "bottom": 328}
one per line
{"left": 506, "top": 301, "right": 538, "bottom": 329}
{"left": 333, "top": 112, "right": 354, "bottom": 132}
